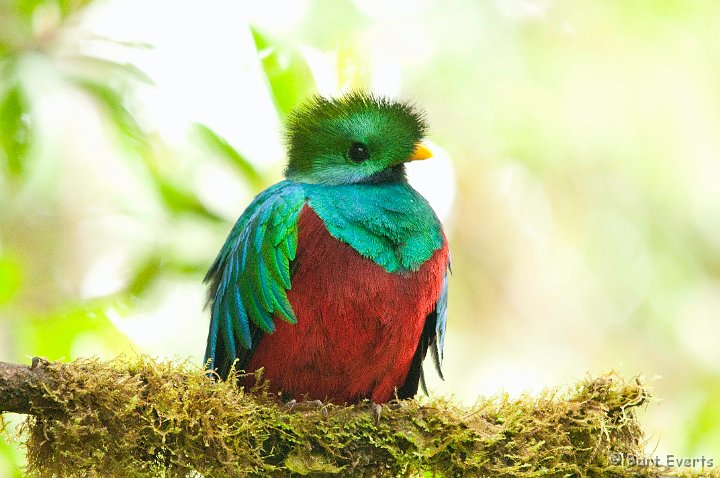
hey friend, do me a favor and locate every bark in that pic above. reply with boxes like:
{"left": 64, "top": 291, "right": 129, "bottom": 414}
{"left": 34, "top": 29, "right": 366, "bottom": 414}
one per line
{"left": 0, "top": 358, "right": 56, "bottom": 414}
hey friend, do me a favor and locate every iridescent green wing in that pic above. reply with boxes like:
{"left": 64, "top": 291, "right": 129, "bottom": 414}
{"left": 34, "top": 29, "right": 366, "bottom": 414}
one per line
{"left": 204, "top": 180, "right": 306, "bottom": 378}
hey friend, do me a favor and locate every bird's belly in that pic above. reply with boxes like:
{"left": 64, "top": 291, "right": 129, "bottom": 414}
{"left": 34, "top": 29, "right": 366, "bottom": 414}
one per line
{"left": 246, "top": 205, "right": 447, "bottom": 403}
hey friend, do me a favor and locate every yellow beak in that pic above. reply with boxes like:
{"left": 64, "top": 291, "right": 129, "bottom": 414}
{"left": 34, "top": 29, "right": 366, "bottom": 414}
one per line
{"left": 409, "top": 142, "right": 432, "bottom": 161}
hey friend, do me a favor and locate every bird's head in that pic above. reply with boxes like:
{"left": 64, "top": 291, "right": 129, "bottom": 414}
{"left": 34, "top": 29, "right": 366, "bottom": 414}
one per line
{"left": 284, "top": 92, "right": 430, "bottom": 185}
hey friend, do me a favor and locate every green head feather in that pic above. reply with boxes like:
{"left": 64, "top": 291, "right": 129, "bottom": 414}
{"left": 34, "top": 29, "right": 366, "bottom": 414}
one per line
{"left": 284, "top": 92, "right": 428, "bottom": 185}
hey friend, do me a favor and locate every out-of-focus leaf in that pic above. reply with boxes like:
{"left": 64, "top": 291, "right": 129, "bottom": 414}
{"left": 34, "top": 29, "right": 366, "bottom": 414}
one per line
{"left": 14, "top": 0, "right": 95, "bottom": 21}
{"left": 61, "top": 55, "right": 155, "bottom": 85}
{"left": 76, "top": 80, "right": 223, "bottom": 221}
{"left": 251, "top": 28, "right": 315, "bottom": 118}
{"left": 55, "top": 0, "right": 95, "bottom": 18}
{"left": 11, "top": 0, "right": 93, "bottom": 22}
{"left": 80, "top": 36, "right": 153, "bottom": 50}
{"left": 139, "top": 142, "right": 225, "bottom": 221}
{"left": 165, "top": 260, "right": 207, "bottom": 276}
{"left": 15, "top": 0, "right": 47, "bottom": 18}
{"left": 0, "top": 255, "right": 23, "bottom": 306}
{"left": 127, "top": 254, "right": 208, "bottom": 297}
{"left": 73, "top": 76, "right": 223, "bottom": 222}
{"left": 194, "top": 123, "right": 264, "bottom": 189}
{"left": 0, "top": 10, "right": 29, "bottom": 55}
{"left": 73, "top": 79, "right": 145, "bottom": 150}
{"left": 685, "top": 384, "right": 720, "bottom": 454}
{"left": 126, "top": 255, "right": 162, "bottom": 297}
{"left": 12, "top": 298, "right": 133, "bottom": 361}
{"left": 0, "top": 85, "right": 31, "bottom": 177}
{"left": 0, "top": 433, "right": 23, "bottom": 478}
{"left": 155, "top": 177, "right": 224, "bottom": 221}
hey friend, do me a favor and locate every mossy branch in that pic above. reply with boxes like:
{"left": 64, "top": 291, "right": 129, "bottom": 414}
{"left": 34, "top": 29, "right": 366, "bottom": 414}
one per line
{"left": 0, "top": 357, "right": 714, "bottom": 477}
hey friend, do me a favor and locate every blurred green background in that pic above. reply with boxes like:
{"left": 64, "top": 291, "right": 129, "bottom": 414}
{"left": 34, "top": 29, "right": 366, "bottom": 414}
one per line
{"left": 1, "top": 0, "right": 719, "bottom": 474}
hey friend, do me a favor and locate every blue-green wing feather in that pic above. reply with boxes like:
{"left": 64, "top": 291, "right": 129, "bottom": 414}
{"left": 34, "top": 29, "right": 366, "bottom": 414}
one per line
{"left": 204, "top": 180, "right": 306, "bottom": 377}
{"left": 433, "top": 262, "right": 450, "bottom": 367}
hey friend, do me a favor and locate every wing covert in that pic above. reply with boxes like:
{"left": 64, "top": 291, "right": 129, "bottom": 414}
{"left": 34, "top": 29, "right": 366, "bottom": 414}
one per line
{"left": 204, "top": 180, "right": 306, "bottom": 377}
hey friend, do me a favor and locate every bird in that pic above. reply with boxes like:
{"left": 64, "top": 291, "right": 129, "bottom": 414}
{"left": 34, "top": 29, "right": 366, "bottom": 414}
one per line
{"left": 204, "top": 92, "right": 449, "bottom": 405}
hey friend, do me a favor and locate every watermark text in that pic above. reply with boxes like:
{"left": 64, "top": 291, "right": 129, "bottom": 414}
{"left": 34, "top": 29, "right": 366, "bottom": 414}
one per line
{"left": 609, "top": 453, "right": 714, "bottom": 468}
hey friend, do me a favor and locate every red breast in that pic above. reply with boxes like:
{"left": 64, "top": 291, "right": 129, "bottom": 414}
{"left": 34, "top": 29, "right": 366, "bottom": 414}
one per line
{"left": 246, "top": 205, "right": 448, "bottom": 403}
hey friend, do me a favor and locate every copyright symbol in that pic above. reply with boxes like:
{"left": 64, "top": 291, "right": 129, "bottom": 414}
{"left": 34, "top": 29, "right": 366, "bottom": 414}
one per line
{"left": 609, "top": 452, "right": 623, "bottom": 465}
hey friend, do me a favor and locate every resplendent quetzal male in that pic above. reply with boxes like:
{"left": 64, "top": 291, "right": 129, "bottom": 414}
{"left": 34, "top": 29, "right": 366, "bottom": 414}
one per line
{"left": 204, "top": 92, "right": 449, "bottom": 404}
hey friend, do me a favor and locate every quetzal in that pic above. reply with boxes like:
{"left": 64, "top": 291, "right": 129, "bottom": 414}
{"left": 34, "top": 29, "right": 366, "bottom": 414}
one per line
{"left": 204, "top": 92, "right": 449, "bottom": 404}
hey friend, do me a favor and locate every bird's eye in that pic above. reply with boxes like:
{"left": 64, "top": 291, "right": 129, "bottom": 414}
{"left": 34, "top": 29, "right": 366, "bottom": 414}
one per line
{"left": 348, "top": 142, "right": 370, "bottom": 163}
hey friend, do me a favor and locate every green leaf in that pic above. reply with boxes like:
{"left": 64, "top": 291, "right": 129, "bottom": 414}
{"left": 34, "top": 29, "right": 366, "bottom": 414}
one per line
{"left": 15, "top": 0, "right": 47, "bottom": 18}
{"left": 76, "top": 81, "right": 226, "bottom": 221}
{"left": 12, "top": 0, "right": 92, "bottom": 19}
{"left": 0, "top": 255, "right": 23, "bottom": 306}
{"left": 73, "top": 79, "right": 145, "bottom": 150}
{"left": 251, "top": 28, "right": 316, "bottom": 119}
{"left": 194, "top": 123, "right": 264, "bottom": 189}
{"left": 0, "top": 85, "right": 31, "bottom": 177}
{"left": 12, "top": 297, "right": 133, "bottom": 361}
{"left": 73, "top": 75, "right": 223, "bottom": 221}
{"left": 126, "top": 255, "right": 162, "bottom": 297}
{"left": 155, "top": 177, "right": 224, "bottom": 221}
{"left": 127, "top": 254, "right": 208, "bottom": 297}
{"left": 55, "top": 0, "right": 95, "bottom": 18}
{"left": 62, "top": 55, "right": 155, "bottom": 85}
{"left": 0, "top": 431, "right": 24, "bottom": 478}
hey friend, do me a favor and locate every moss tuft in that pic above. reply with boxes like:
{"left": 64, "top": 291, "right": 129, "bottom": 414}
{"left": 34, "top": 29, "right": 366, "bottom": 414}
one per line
{"left": 4, "top": 357, "right": 714, "bottom": 477}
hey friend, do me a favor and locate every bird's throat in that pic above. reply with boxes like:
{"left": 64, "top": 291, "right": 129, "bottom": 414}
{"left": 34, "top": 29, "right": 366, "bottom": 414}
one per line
{"left": 359, "top": 164, "right": 407, "bottom": 185}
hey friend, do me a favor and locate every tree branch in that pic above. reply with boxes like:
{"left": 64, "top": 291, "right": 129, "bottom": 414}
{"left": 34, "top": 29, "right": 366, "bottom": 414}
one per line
{"left": 0, "top": 358, "right": 57, "bottom": 414}
{"left": 0, "top": 357, "right": 712, "bottom": 477}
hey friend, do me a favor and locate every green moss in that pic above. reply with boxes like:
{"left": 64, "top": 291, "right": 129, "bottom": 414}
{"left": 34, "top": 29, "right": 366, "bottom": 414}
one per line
{"left": 4, "top": 357, "right": 715, "bottom": 477}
